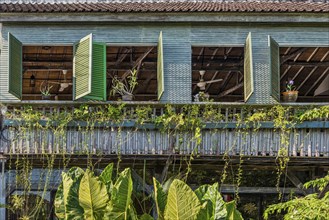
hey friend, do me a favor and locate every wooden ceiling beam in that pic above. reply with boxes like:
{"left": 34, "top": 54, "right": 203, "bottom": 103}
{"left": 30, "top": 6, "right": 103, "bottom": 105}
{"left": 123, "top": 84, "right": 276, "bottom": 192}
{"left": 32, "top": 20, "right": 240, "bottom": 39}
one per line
{"left": 280, "top": 65, "right": 291, "bottom": 80}
{"left": 120, "top": 47, "right": 154, "bottom": 80}
{"left": 197, "top": 47, "right": 205, "bottom": 60}
{"left": 217, "top": 82, "right": 243, "bottom": 98}
{"left": 134, "top": 75, "right": 156, "bottom": 94}
{"left": 280, "top": 48, "right": 307, "bottom": 64}
{"left": 296, "top": 67, "right": 318, "bottom": 91}
{"left": 282, "top": 61, "right": 329, "bottom": 67}
{"left": 205, "top": 71, "right": 219, "bottom": 92}
{"left": 306, "top": 47, "right": 319, "bottom": 62}
{"left": 305, "top": 67, "right": 329, "bottom": 96}
{"left": 217, "top": 71, "right": 233, "bottom": 95}
{"left": 193, "top": 57, "right": 243, "bottom": 63}
{"left": 320, "top": 50, "right": 329, "bottom": 62}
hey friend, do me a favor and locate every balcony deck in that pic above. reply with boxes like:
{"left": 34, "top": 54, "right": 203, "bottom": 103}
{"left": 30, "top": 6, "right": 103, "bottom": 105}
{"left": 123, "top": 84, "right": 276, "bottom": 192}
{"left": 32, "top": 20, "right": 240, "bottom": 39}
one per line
{"left": 0, "top": 101, "right": 328, "bottom": 161}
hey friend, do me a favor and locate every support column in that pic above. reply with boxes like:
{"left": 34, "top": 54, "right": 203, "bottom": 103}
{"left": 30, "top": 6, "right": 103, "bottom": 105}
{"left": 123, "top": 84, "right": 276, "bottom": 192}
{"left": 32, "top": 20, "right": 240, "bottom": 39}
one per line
{"left": 0, "top": 156, "right": 6, "bottom": 220}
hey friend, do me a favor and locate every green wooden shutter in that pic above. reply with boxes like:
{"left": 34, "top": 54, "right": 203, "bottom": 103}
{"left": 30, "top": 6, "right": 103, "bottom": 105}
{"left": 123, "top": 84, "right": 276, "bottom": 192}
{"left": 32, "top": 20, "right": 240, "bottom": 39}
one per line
{"left": 268, "top": 36, "right": 280, "bottom": 102}
{"left": 244, "top": 32, "right": 254, "bottom": 102}
{"left": 84, "top": 42, "right": 107, "bottom": 101}
{"left": 73, "top": 34, "right": 92, "bottom": 100}
{"left": 8, "top": 33, "right": 22, "bottom": 100}
{"left": 157, "top": 31, "right": 164, "bottom": 100}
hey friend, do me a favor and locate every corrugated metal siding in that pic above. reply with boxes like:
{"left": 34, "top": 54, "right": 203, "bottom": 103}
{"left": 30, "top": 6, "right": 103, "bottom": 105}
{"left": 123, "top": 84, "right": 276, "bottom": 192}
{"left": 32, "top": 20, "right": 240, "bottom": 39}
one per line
{"left": 1, "top": 24, "right": 329, "bottom": 103}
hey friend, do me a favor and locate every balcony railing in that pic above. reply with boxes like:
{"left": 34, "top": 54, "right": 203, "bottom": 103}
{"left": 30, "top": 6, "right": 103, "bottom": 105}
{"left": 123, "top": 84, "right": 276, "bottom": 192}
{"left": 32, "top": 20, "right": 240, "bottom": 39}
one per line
{"left": 0, "top": 101, "right": 328, "bottom": 158}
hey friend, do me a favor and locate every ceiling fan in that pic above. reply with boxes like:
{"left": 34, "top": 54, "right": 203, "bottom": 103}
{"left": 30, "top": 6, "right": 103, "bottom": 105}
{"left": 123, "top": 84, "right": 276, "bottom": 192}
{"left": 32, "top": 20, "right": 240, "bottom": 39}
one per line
{"left": 48, "top": 70, "right": 72, "bottom": 92}
{"left": 196, "top": 70, "right": 223, "bottom": 90}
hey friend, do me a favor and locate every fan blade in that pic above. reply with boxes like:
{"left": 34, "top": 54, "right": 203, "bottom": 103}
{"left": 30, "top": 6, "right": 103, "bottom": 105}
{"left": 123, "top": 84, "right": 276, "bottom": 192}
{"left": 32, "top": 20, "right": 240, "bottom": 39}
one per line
{"left": 48, "top": 81, "right": 61, "bottom": 85}
{"left": 204, "top": 79, "right": 223, "bottom": 84}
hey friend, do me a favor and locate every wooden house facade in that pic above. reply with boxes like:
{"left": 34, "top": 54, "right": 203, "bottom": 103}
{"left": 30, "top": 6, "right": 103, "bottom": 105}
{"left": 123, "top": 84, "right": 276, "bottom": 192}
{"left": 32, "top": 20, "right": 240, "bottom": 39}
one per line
{"left": 0, "top": 0, "right": 328, "bottom": 219}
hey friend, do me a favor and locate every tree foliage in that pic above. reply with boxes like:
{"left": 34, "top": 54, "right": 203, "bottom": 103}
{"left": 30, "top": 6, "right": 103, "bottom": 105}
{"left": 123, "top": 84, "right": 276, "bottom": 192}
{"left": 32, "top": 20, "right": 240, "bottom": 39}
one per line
{"left": 264, "top": 173, "right": 329, "bottom": 220}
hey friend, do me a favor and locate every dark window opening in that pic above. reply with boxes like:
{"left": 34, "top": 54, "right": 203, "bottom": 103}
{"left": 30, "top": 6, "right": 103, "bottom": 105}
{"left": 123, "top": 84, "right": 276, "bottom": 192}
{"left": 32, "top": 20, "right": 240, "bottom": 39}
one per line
{"left": 191, "top": 47, "right": 244, "bottom": 102}
{"left": 280, "top": 47, "right": 329, "bottom": 102}
{"left": 22, "top": 45, "right": 73, "bottom": 101}
{"left": 107, "top": 46, "right": 158, "bottom": 101}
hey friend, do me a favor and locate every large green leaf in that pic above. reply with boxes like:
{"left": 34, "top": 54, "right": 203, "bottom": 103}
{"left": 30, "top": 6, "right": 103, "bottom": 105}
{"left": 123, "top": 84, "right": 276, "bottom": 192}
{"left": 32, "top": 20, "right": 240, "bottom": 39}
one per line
{"left": 195, "top": 185, "right": 212, "bottom": 220}
{"left": 225, "top": 201, "right": 243, "bottom": 220}
{"left": 99, "top": 163, "right": 114, "bottom": 184}
{"left": 99, "top": 163, "right": 114, "bottom": 195}
{"left": 65, "top": 168, "right": 85, "bottom": 220}
{"left": 153, "top": 177, "right": 167, "bottom": 219}
{"left": 139, "top": 213, "right": 154, "bottom": 220}
{"left": 195, "top": 183, "right": 227, "bottom": 220}
{"left": 55, "top": 167, "right": 84, "bottom": 220}
{"left": 78, "top": 169, "right": 109, "bottom": 220}
{"left": 164, "top": 179, "right": 201, "bottom": 220}
{"left": 105, "top": 168, "right": 133, "bottom": 220}
{"left": 54, "top": 182, "right": 65, "bottom": 220}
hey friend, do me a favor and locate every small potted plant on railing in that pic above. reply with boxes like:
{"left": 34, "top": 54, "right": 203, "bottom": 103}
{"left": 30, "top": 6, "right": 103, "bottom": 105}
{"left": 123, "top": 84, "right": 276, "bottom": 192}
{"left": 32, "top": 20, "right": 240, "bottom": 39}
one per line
{"left": 110, "top": 69, "right": 138, "bottom": 101}
{"left": 40, "top": 80, "right": 53, "bottom": 100}
{"left": 282, "top": 80, "right": 298, "bottom": 102}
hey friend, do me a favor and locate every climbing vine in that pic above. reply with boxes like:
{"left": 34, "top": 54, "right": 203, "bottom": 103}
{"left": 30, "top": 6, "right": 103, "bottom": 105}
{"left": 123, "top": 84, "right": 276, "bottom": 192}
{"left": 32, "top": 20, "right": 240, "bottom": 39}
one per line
{"left": 0, "top": 103, "right": 328, "bottom": 219}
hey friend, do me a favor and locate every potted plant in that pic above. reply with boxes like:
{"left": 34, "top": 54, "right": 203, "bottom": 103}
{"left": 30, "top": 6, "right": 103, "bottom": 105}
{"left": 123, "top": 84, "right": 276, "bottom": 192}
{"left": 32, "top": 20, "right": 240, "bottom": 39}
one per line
{"left": 194, "top": 91, "right": 210, "bottom": 102}
{"left": 110, "top": 69, "right": 138, "bottom": 101}
{"left": 40, "top": 81, "right": 53, "bottom": 100}
{"left": 282, "top": 80, "right": 298, "bottom": 102}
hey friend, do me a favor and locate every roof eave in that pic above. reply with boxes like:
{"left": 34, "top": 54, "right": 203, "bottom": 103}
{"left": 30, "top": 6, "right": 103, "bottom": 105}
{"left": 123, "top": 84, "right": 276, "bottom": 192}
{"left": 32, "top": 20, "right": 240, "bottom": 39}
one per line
{"left": 0, "top": 12, "right": 328, "bottom": 23}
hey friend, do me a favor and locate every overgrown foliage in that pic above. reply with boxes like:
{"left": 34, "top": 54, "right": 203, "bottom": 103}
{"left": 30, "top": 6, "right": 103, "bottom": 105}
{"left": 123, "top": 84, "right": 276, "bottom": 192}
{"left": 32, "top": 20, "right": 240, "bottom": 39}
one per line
{"left": 1, "top": 103, "right": 328, "bottom": 219}
{"left": 264, "top": 172, "right": 329, "bottom": 220}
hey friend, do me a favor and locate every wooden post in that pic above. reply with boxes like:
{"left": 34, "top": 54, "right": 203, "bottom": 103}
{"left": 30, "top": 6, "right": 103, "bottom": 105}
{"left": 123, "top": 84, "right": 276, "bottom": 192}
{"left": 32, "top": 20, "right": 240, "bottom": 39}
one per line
{"left": 0, "top": 157, "right": 6, "bottom": 220}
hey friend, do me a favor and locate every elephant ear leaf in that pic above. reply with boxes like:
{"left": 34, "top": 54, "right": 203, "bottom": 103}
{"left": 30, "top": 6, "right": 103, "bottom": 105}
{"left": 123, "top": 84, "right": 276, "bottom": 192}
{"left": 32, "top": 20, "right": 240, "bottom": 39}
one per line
{"left": 225, "top": 201, "right": 243, "bottom": 220}
{"left": 164, "top": 179, "right": 201, "bottom": 220}
{"left": 194, "top": 185, "right": 211, "bottom": 220}
{"left": 55, "top": 167, "right": 84, "bottom": 220}
{"left": 99, "top": 163, "right": 113, "bottom": 185}
{"left": 203, "top": 183, "right": 226, "bottom": 220}
{"left": 153, "top": 177, "right": 167, "bottom": 220}
{"left": 78, "top": 169, "right": 109, "bottom": 220}
{"left": 99, "top": 163, "right": 114, "bottom": 195}
{"left": 105, "top": 168, "right": 133, "bottom": 220}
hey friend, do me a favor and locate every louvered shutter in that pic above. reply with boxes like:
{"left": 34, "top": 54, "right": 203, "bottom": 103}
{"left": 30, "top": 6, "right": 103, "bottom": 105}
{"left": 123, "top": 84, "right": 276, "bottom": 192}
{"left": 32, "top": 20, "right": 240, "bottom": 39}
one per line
{"left": 84, "top": 42, "right": 107, "bottom": 101}
{"left": 8, "top": 33, "right": 22, "bottom": 100}
{"left": 269, "top": 36, "right": 280, "bottom": 102}
{"left": 244, "top": 32, "right": 254, "bottom": 102}
{"left": 73, "top": 34, "right": 92, "bottom": 100}
{"left": 157, "top": 31, "right": 164, "bottom": 100}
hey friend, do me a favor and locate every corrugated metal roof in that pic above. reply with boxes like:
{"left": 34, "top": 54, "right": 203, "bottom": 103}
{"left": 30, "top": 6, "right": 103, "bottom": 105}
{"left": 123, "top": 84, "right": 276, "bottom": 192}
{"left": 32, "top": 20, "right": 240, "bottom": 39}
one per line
{"left": 1, "top": 1, "right": 328, "bottom": 13}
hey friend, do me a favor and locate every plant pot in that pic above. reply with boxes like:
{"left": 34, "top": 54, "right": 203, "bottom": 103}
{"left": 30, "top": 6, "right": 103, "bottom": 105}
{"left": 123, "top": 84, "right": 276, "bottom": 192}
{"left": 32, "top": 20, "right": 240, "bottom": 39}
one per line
{"left": 122, "top": 94, "right": 133, "bottom": 101}
{"left": 282, "top": 91, "right": 298, "bottom": 102}
{"left": 42, "top": 95, "right": 51, "bottom": 100}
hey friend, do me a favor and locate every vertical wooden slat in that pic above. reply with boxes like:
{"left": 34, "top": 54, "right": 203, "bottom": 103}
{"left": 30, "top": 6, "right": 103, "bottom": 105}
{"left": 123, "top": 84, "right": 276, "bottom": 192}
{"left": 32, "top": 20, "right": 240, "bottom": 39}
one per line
{"left": 8, "top": 33, "right": 22, "bottom": 100}
{"left": 84, "top": 42, "right": 107, "bottom": 101}
{"left": 244, "top": 32, "right": 254, "bottom": 102}
{"left": 268, "top": 36, "right": 280, "bottom": 102}
{"left": 157, "top": 31, "right": 164, "bottom": 100}
{"left": 73, "top": 34, "right": 93, "bottom": 100}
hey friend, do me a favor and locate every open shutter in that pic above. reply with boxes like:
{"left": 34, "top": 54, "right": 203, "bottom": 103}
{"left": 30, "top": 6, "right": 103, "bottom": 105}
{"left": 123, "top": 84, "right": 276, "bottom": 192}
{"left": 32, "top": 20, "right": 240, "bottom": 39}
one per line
{"left": 244, "top": 32, "right": 254, "bottom": 102}
{"left": 8, "top": 33, "right": 22, "bottom": 100}
{"left": 269, "top": 36, "right": 280, "bottom": 102}
{"left": 73, "top": 34, "right": 92, "bottom": 100}
{"left": 84, "top": 42, "right": 107, "bottom": 101}
{"left": 157, "top": 31, "right": 164, "bottom": 100}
